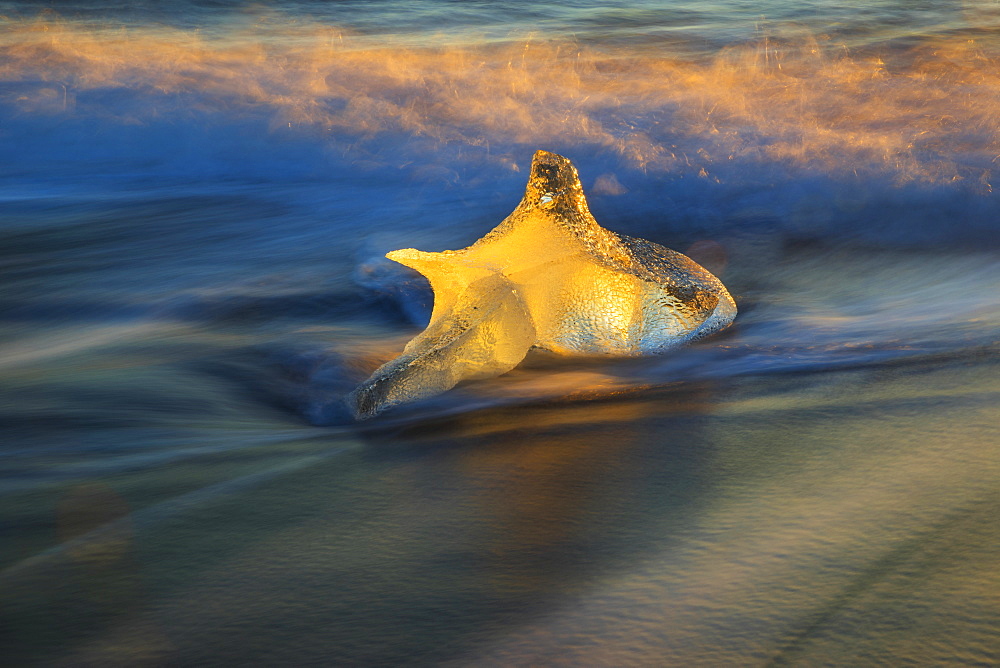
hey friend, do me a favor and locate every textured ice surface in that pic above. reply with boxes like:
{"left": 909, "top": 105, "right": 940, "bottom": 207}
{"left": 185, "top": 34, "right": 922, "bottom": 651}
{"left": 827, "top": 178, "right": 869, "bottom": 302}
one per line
{"left": 347, "top": 150, "right": 736, "bottom": 419}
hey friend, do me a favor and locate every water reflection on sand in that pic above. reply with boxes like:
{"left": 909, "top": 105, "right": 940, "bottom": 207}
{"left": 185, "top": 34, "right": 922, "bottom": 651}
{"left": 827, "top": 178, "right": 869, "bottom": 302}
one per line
{"left": 2, "top": 352, "right": 995, "bottom": 665}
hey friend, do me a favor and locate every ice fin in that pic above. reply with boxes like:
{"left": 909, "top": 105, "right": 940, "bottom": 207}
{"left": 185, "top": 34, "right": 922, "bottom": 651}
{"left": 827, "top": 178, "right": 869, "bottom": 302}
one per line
{"left": 519, "top": 149, "right": 590, "bottom": 213}
{"left": 345, "top": 272, "right": 535, "bottom": 420}
{"left": 386, "top": 248, "right": 494, "bottom": 326}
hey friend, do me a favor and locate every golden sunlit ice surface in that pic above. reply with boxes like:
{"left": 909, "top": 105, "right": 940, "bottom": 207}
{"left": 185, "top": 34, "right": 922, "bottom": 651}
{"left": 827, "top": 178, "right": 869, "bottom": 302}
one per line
{"left": 346, "top": 150, "right": 736, "bottom": 419}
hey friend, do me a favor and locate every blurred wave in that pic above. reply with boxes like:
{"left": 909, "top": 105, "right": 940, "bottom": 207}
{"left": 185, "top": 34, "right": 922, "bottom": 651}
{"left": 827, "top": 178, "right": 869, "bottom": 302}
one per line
{"left": 2, "top": 14, "right": 1000, "bottom": 188}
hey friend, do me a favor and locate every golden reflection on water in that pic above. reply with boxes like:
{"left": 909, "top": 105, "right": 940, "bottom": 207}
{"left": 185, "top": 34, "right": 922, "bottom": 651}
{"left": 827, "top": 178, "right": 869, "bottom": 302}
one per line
{"left": 2, "top": 17, "right": 1000, "bottom": 183}
{"left": 375, "top": 358, "right": 721, "bottom": 440}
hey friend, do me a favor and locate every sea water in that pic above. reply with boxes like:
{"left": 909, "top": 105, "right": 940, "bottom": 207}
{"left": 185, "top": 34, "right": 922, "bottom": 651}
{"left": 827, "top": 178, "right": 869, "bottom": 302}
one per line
{"left": 0, "top": 1, "right": 997, "bottom": 665}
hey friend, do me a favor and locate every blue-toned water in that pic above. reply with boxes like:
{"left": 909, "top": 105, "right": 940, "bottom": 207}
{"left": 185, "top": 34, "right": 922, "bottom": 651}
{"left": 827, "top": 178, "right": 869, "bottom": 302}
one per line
{"left": 1, "top": 1, "right": 998, "bottom": 665}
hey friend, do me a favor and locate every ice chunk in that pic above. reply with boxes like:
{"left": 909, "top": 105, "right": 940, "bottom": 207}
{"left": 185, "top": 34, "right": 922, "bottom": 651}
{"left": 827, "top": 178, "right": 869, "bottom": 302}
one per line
{"left": 346, "top": 150, "right": 736, "bottom": 419}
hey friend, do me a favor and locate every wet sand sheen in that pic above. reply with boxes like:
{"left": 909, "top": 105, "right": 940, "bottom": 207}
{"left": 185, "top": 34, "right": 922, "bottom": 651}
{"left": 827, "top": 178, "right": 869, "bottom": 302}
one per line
{"left": 1, "top": 351, "right": 996, "bottom": 665}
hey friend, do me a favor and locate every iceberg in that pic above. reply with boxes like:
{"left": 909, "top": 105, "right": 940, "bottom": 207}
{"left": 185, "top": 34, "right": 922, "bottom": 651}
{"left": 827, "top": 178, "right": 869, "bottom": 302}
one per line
{"left": 346, "top": 150, "right": 736, "bottom": 420}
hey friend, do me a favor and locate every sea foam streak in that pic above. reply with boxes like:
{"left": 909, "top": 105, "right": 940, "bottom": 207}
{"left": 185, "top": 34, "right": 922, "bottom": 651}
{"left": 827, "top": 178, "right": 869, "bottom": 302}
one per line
{"left": 1, "top": 16, "right": 1000, "bottom": 187}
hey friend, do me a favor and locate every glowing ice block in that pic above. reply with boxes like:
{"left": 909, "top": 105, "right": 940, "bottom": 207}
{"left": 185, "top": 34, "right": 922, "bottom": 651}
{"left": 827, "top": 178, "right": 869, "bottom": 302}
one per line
{"left": 347, "top": 150, "right": 736, "bottom": 419}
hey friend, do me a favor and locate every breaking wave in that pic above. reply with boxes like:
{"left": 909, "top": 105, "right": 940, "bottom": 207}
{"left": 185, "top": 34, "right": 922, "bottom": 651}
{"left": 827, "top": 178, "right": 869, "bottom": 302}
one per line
{"left": 2, "top": 14, "right": 1000, "bottom": 188}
